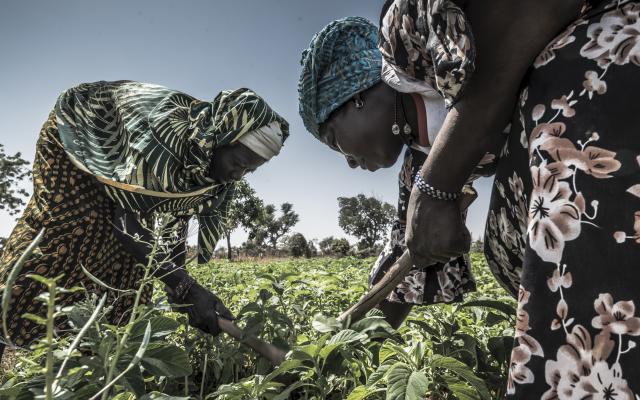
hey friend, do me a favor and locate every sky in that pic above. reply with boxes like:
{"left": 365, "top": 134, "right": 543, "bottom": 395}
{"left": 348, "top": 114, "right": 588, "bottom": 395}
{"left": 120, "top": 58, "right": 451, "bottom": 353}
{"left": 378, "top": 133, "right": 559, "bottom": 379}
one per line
{"left": 0, "top": 0, "right": 494, "bottom": 247}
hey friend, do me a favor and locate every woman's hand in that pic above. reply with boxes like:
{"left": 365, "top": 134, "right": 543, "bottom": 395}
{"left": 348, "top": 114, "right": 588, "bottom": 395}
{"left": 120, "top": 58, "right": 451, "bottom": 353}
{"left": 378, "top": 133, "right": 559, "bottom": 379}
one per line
{"left": 405, "top": 188, "right": 471, "bottom": 266}
{"left": 167, "top": 283, "right": 235, "bottom": 336}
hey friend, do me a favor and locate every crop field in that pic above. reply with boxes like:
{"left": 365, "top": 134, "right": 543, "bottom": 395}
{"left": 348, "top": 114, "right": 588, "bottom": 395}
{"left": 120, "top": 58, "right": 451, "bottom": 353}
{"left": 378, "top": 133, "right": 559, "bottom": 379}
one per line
{"left": 1, "top": 254, "right": 516, "bottom": 399}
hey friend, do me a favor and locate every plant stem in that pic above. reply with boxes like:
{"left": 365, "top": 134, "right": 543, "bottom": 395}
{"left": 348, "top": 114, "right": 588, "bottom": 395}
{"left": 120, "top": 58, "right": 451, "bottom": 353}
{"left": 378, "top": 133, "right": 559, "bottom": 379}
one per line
{"left": 100, "top": 238, "right": 158, "bottom": 400}
{"left": 44, "top": 280, "right": 56, "bottom": 400}
{"left": 200, "top": 352, "right": 208, "bottom": 398}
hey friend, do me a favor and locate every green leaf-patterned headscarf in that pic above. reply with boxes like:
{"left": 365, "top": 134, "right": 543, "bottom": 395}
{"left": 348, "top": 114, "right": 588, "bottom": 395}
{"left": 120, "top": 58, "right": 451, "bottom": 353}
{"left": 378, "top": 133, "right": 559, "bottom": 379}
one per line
{"left": 55, "top": 80, "right": 288, "bottom": 262}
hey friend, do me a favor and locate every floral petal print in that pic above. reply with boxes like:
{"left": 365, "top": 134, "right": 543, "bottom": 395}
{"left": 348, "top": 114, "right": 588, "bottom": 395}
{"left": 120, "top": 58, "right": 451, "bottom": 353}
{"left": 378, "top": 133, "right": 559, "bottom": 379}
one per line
{"left": 581, "top": 2, "right": 640, "bottom": 67}
{"left": 528, "top": 164, "right": 583, "bottom": 264}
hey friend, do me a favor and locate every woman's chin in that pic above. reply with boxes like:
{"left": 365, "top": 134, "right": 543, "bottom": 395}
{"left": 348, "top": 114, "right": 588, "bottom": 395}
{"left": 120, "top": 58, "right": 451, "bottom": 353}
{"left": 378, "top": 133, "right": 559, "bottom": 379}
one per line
{"left": 379, "top": 153, "right": 400, "bottom": 169}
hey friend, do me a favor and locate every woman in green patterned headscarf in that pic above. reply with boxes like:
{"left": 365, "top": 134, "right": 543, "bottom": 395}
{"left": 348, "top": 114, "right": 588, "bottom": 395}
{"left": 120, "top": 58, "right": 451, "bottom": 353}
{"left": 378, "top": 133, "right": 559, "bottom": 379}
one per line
{"left": 0, "top": 80, "right": 288, "bottom": 350}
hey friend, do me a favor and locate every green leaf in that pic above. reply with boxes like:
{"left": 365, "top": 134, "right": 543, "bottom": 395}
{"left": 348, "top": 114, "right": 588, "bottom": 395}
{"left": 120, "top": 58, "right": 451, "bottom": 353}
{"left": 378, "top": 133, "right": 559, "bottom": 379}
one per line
{"left": 318, "top": 343, "right": 342, "bottom": 360}
{"left": 460, "top": 299, "right": 516, "bottom": 317}
{"left": 443, "top": 378, "right": 478, "bottom": 400}
{"left": 328, "top": 329, "right": 367, "bottom": 345}
{"left": 312, "top": 314, "right": 341, "bottom": 333}
{"left": 272, "top": 381, "right": 306, "bottom": 400}
{"left": 386, "top": 362, "right": 428, "bottom": 400}
{"left": 130, "top": 316, "right": 179, "bottom": 341}
{"left": 431, "top": 355, "right": 491, "bottom": 400}
{"left": 488, "top": 336, "right": 514, "bottom": 365}
{"left": 263, "top": 359, "right": 303, "bottom": 383}
{"left": 406, "top": 371, "right": 430, "bottom": 400}
{"left": 368, "top": 363, "right": 392, "bottom": 386}
{"left": 350, "top": 315, "right": 391, "bottom": 334}
{"left": 141, "top": 344, "right": 192, "bottom": 377}
{"left": 2, "top": 228, "right": 45, "bottom": 344}
{"left": 139, "top": 393, "right": 191, "bottom": 400}
{"left": 406, "top": 319, "right": 441, "bottom": 338}
{"left": 22, "top": 313, "right": 47, "bottom": 325}
{"left": 346, "top": 385, "right": 385, "bottom": 400}
{"left": 485, "top": 312, "right": 510, "bottom": 327}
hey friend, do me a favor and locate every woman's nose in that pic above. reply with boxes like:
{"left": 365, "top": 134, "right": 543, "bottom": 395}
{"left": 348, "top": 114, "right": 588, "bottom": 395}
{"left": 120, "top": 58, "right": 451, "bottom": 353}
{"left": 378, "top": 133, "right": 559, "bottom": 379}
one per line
{"left": 346, "top": 156, "right": 358, "bottom": 169}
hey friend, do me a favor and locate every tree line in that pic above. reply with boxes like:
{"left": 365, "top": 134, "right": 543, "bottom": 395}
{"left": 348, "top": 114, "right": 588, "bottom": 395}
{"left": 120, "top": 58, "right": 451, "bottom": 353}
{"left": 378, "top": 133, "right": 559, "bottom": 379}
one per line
{"left": 218, "top": 180, "right": 397, "bottom": 260}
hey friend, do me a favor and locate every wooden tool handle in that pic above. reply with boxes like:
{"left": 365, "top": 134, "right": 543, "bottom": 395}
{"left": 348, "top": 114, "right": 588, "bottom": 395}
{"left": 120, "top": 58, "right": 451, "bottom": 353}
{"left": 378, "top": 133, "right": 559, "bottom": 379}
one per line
{"left": 218, "top": 318, "right": 287, "bottom": 366}
{"left": 338, "top": 188, "right": 477, "bottom": 323}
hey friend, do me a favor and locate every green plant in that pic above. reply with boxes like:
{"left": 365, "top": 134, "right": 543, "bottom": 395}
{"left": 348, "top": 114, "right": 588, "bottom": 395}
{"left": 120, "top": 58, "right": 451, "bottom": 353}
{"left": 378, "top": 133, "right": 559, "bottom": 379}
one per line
{"left": 2, "top": 253, "right": 515, "bottom": 399}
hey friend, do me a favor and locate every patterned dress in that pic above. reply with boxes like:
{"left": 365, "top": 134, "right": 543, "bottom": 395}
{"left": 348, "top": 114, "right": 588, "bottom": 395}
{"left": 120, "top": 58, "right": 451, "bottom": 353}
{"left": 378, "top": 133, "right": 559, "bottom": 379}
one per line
{"left": 484, "top": 1, "right": 640, "bottom": 397}
{"left": 0, "top": 81, "right": 288, "bottom": 347}
{"left": 0, "top": 113, "right": 153, "bottom": 346}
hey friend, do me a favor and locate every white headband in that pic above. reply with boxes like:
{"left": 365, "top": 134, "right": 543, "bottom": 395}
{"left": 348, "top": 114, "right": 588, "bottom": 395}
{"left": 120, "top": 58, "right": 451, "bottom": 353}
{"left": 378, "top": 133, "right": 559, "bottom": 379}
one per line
{"left": 238, "top": 121, "right": 284, "bottom": 160}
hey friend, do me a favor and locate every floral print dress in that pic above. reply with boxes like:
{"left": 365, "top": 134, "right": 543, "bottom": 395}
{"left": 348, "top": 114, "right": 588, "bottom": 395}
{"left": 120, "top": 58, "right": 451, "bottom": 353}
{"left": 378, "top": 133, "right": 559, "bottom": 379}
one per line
{"left": 483, "top": 1, "right": 640, "bottom": 397}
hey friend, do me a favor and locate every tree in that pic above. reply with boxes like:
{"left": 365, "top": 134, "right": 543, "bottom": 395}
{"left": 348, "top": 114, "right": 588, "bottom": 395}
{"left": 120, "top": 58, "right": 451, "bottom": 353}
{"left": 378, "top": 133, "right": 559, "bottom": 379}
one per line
{"left": 286, "top": 233, "right": 309, "bottom": 258}
{"left": 250, "top": 202, "right": 299, "bottom": 251}
{"left": 337, "top": 194, "right": 395, "bottom": 249}
{"left": 0, "top": 144, "right": 31, "bottom": 251}
{"left": 330, "top": 238, "right": 351, "bottom": 257}
{"left": 318, "top": 236, "right": 354, "bottom": 257}
{"left": 223, "top": 179, "right": 265, "bottom": 260}
{"left": 471, "top": 238, "right": 484, "bottom": 253}
{"left": 307, "top": 240, "right": 318, "bottom": 257}
{"left": 0, "top": 144, "right": 30, "bottom": 216}
{"left": 319, "top": 236, "right": 336, "bottom": 256}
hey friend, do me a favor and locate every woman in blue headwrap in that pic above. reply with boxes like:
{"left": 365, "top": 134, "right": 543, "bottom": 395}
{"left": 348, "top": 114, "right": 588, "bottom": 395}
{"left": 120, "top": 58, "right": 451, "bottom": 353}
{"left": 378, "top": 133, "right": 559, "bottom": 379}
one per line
{"left": 301, "top": 1, "right": 640, "bottom": 397}
{"left": 0, "top": 80, "right": 288, "bottom": 352}
{"left": 299, "top": 16, "right": 492, "bottom": 328}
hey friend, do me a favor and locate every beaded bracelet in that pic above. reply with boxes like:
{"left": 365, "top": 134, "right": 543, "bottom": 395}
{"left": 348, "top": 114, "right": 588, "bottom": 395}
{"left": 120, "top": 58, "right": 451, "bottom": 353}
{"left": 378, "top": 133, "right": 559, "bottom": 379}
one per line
{"left": 414, "top": 175, "right": 460, "bottom": 201}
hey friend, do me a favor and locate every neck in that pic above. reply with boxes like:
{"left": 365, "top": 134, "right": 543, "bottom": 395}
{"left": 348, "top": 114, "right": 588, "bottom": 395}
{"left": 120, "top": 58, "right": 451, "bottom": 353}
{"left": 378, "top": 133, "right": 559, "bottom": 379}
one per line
{"left": 398, "top": 92, "right": 420, "bottom": 144}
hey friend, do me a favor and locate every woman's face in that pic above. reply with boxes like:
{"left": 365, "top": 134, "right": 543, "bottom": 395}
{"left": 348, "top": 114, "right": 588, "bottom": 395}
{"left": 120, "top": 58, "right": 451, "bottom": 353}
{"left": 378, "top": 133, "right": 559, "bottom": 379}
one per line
{"left": 209, "top": 143, "right": 266, "bottom": 184}
{"left": 319, "top": 82, "right": 404, "bottom": 171}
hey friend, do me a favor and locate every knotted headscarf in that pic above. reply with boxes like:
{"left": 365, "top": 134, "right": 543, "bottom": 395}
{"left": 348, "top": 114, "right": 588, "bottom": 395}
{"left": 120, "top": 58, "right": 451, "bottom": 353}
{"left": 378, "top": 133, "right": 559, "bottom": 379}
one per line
{"left": 298, "top": 17, "right": 382, "bottom": 139}
{"left": 56, "top": 81, "right": 288, "bottom": 192}
{"left": 55, "top": 80, "right": 288, "bottom": 262}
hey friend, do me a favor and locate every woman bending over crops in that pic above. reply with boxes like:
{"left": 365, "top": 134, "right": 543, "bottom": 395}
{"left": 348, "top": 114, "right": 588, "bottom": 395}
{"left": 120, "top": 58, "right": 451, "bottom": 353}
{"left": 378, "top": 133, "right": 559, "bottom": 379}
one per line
{"left": 0, "top": 80, "right": 288, "bottom": 355}
{"left": 301, "top": 0, "right": 640, "bottom": 397}
{"left": 298, "top": 16, "right": 497, "bottom": 328}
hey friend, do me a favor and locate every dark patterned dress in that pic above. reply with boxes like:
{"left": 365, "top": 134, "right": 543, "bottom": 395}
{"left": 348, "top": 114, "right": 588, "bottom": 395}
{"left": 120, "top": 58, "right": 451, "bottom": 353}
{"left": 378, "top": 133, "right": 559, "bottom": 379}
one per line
{"left": 484, "top": 1, "right": 640, "bottom": 397}
{"left": 0, "top": 113, "right": 153, "bottom": 346}
{"left": 369, "top": 145, "right": 477, "bottom": 305}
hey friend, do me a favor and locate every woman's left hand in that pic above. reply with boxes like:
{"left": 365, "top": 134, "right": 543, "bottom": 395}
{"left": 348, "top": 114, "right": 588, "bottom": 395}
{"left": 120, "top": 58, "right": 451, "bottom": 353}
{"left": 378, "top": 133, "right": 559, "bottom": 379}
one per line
{"left": 405, "top": 187, "right": 471, "bottom": 267}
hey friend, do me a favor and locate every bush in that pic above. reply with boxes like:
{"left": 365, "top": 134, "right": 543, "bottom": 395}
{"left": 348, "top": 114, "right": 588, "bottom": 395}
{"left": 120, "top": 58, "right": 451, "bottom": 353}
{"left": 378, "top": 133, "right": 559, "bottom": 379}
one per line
{"left": 285, "top": 232, "right": 310, "bottom": 258}
{"left": 330, "top": 238, "right": 351, "bottom": 257}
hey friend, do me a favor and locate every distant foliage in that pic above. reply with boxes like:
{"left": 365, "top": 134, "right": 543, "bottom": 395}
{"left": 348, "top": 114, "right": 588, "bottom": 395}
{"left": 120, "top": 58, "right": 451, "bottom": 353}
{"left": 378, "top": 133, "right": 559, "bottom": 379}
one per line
{"left": 249, "top": 202, "right": 299, "bottom": 250}
{"left": 0, "top": 143, "right": 30, "bottom": 216}
{"left": 318, "top": 236, "right": 353, "bottom": 257}
{"left": 338, "top": 194, "right": 395, "bottom": 249}
{"left": 285, "top": 232, "right": 310, "bottom": 258}
{"left": 223, "top": 179, "right": 266, "bottom": 259}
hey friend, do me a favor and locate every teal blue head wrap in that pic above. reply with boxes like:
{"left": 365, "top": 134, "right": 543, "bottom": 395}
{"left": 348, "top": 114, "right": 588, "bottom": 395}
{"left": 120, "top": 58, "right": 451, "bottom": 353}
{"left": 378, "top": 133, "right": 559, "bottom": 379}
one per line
{"left": 298, "top": 17, "right": 382, "bottom": 140}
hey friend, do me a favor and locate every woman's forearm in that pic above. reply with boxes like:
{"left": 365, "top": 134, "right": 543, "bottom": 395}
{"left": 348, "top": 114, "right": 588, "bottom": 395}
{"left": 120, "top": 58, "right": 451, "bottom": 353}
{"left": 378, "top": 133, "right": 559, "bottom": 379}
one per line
{"left": 420, "top": 0, "right": 584, "bottom": 191}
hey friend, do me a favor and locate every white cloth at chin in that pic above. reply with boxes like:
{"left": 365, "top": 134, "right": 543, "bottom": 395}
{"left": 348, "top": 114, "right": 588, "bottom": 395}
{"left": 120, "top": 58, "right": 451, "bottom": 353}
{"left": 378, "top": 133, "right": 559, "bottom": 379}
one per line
{"left": 381, "top": 60, "right": 447, "bottom": 155}
{"left": 238, "top": 121, "right": 284, "bottom": 160}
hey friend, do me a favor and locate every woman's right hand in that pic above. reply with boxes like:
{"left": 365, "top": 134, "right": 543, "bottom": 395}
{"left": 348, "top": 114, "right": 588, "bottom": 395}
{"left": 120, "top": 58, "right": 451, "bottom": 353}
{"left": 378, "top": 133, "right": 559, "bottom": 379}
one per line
{"left": 405, "top": 188, "right": 471, "bottom": 266}
{"left": 167, "top": 283, "right": 234, "bottom": 336}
